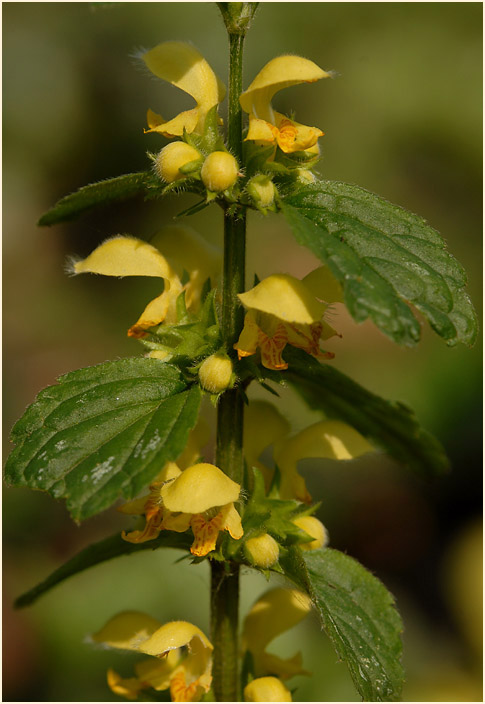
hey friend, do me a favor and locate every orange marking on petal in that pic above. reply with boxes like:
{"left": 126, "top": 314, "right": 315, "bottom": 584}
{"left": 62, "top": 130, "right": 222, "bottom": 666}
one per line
{"left": 127, "top": 326, "right": 149, "bottom": 339}
{"left": 236, "top": 348, "right": 253, "bottom": 360}
{"left": 122, "top": 485, "right": 165, "bottom": 543}
{"left": 258, "top": 324, "right": 288, "bottom": 370}
{"left": 190, "top": 512, "right": 225, "bottom": 556}
{"left": 170, "top": 671, "right": 199, "bottom": 702}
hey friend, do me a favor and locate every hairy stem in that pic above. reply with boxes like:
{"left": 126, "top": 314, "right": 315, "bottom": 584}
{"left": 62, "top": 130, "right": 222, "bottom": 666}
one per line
{"left": 211, "top": 13, "right": 248, "bottom": 703}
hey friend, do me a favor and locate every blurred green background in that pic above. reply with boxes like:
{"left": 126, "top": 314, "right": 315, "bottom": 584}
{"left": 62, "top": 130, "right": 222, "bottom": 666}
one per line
{"left": 3, "top": 2, "right": 482, "bottom": 702}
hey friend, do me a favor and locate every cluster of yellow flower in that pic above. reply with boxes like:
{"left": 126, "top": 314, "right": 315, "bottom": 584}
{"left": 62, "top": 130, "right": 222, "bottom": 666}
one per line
{"left": 77, "top": 40, "right": 375, "bottom": 702}
{"left": 140, "top": 41, "right": 329, "bottom": 206}
{"left": 92, "top": 587, "right": 313, "bottom": 702}
{"left": 91, "top": 399, "right": 374, "bottom": 701}
{"left": 72, "top": 227, "right": 342, "bottom": 371}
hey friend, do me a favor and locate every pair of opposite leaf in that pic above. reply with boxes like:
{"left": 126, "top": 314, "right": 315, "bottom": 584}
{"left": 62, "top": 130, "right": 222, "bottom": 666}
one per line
{"left": 92, "top": 587, "right": 312, "bottom": 702}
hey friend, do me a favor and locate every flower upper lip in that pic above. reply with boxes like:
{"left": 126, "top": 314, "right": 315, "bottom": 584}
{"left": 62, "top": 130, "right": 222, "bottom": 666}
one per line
{"left": 141, "top": 41, "right": 226, "bottom": 137}
{"left": 72, "top": 225, "right": 221, "bottom": 337}
{"left": 240, "top": 54, "right": 329, "bottom": 122}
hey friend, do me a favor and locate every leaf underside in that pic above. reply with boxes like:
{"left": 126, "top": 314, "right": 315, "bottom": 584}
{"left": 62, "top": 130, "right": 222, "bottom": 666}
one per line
{"left": 281, "top": 181, "right": 477, "bottom": 347}
{"left": 38, "top": 171, "right": 163, "bottom": 226}
{"left": 5, "top": 358, "right": 201, "bottom": 521}
{"left": 15, "top": 530, "right": 192, "bottom": 609}
{"left": 264, "top": 347, "right": 449, "bottom": 477}
{"left": 281, "top": 547, "right": 404, "bottom": 702}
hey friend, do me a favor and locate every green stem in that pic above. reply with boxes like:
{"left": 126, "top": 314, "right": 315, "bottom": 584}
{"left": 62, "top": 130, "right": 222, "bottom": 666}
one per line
{"left": 211, "top": 12, "right": 248, "bottom": 703}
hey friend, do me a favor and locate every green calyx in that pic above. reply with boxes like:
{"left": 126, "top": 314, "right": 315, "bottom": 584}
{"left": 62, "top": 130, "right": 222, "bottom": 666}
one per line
{"left": 138, "top": 287, "right": 221, "bottom": 367}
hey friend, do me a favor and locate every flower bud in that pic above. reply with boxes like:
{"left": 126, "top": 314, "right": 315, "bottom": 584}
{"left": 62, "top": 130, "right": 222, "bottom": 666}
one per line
{"left": 244, "top": 677, "right": 292, "bottom": 702}
{"left": 244, "top": 533, "right": 279, "bottom": 568}
{"left": 201, "top": 151, "right": 239, "bottom": 191}
{"left": 247, "top": 174, "right": 276, "bottom": 209}
{"left": 155, "top": 142, "right": 201, "bottom": 183}
{"left": 198, "top": 353, "right": 233, "bottom": 394}
{"left": 296, "top": 168, "right": 316, "bottom": 184}
{"left": 293, "top": 515, "right": 328, "bottom": 551}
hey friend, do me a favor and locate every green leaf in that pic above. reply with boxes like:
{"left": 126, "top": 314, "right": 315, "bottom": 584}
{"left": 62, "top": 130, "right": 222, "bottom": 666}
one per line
{"left": 280, "top": 547, "right": 404, "bottom": 702}
{"left": 15, "top": 530, "right": 192, "bottom": 609}
{"left": 264, "top": 347, "right": 449, "bottom": 477}
{"left": 38, "top": 171, "right": 164, "bottom": 226}
{"left": 5, "top": 358, "right": 201, "bottom": 521}
{"left": 281, "top": 181, "right": 477, "bottom": 347}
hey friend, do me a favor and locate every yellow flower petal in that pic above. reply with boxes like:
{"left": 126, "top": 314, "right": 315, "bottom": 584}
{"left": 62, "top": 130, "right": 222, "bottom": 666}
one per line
{"left": 243, "top": 588, "right": 312, "bottom": 655}
{"left": 134, "top": 652, "right": 181, "bottom": 691}
{"left": 169, "top": 631, "right": 213, "bottom": 701}
{"left": 275, "top": 420, "right": 375, "bottom": 501}
{"left": 240, "top": 55, "right": 329, "bottom": 123}
{"left": 278, "top": 419, "right": 374, "bottom": 464}
{"left": 190, "top": 503, "right": 242, "bottom": 556}
{"left": 244, "top": 676, "right": 292, "bottom": 702}
{"left": 161, "top": 511, "right": 192, "bottom": 533}
{"left": 154, "top": 461, "right": 183, "bottom": 483}
{"left": 302, "top": 265, "right": 344, "bottom": 304}
{"left": 161, "top": 463, "right": 240, "bottom": 514}
{"left": 258, "top": 322, "right": 288, "bottom": 370}
{"left": 246, "top": 115, "right": 277, "bottom": 143}
{"left": 170, "top": 669, "right": 204, "bottom": 702}
{"left": 128, "top": 288, "right": 180, "bottom": 338}
{"left": 140, "top": 620, "right": 212, "bottom": 657}
{"left": 92, "top": 611, "right": 162, "bottom": 651}
{"left": 107, "top": 668, "right": 144, "bottom": 700}
{"left": 121, "top": 520, "right": 162, "bottom": 544}
{"left": 238, "top": 274, "right": 327, "bottom": 325}
{"left": 220, "top": 503, "right": 243, "bottom": 540}
{"left": 274, "top": 112, "right": 323, "bottom": 153}
{"left": 117, "top": 495, "right": 148, "bottom": 516}
{"left": 73, "top": 236, "right": 177, "bottom": 280}
{"left": 149, "top": 225, "right": 221, "bottom": 310}
{"left": 190, "top": 511, "right": 226, "bottom": 556}
{"left": 261, "top": 651, "right": 310, "bottom": 680}
{"left": 235, "top": 311, "right": 260, "bottom": 359}
{"left": 142, "top": 42, "right": 225, "bottom": 136}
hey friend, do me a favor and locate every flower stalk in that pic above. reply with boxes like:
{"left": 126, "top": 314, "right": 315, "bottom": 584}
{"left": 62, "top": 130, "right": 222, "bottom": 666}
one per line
{"left": 211, "top": 6, "right": 250, "bottom": 701}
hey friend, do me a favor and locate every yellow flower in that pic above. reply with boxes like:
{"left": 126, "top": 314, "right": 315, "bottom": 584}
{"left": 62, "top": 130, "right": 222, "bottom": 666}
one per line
{"left": 292, "top": 515, "right": 329, "bottom": 551}
{"left": 243, "top": 587, "right": 312, "bottom": 680}
{"left": 200, "top": 151, "right": 239, "bottom": 192}
{"left": 155, "top": 142, "right": 202, "bottom": 183}
{"left": 274, "top": 419, "right": 375, "bottom": 502}
{"left": 240, "top": 55, "right": 330, "bottom": 153}
{"left": 234, "top": 272, "right": 339, "bottom": 370}
{"left": 198, "top": 353, "right": 234, "bottom": 393}
{"left": 72, "top": 224, "right": 221, "bottom": 337}
{"left": 244, "top": 676, "right": 292, "bottom": 702}
{"left": 91, "top": 611, "right": 212, "bottom": 702}
{"left": 142, "top": 41, "right": 225, "bottom": 137}
{"left": 120, "top": 462, "right": 243, "bottom": 557}
{"left": 244, "top": 533, "right": 280, "bottom": 568}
